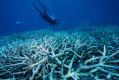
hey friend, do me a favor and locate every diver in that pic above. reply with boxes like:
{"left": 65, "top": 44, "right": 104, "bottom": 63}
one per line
{"left": 33, "top": 0, "right": 58, "bottom": 25}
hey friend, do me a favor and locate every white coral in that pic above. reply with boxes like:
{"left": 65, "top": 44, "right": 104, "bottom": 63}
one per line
{"left": 0, "top": 29, "right": 119, "bottom": 80}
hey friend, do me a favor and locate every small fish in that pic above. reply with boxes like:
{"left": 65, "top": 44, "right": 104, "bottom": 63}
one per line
{"left": 16, "top": 21, "right": 22, "bottom": 24}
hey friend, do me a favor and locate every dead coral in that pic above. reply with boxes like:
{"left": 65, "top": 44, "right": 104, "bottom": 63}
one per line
{"left": 0, "top": 30, "right": 119, "bottom": 80}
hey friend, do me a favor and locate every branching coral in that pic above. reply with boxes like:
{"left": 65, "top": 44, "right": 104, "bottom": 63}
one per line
{"left": 0, "top": 29, "right": 119, "bottom": 80}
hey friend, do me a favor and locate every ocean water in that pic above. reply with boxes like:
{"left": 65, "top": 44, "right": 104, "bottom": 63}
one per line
{"left": 0, "top": 0, "right": 119, "bottom": 35}
{"left": 0, "top": 0, "right": 119, "bottom": 80}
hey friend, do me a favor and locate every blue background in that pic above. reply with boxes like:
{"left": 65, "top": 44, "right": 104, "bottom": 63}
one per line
{"left": 0, "top": 0, "right": 119, "bottom": 35}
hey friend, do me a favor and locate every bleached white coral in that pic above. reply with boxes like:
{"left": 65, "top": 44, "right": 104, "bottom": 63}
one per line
{"left": 0, "top": 29, "right": 119, "bottom": 80}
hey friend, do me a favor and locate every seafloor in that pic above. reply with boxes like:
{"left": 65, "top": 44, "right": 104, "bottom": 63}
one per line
{"left": 0, "top": 26, "right": 119, "bottom": 80}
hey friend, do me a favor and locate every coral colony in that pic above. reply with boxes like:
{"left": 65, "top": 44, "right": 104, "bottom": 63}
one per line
{"left": 0, "top": 28, "right": 119, "bottom": 80}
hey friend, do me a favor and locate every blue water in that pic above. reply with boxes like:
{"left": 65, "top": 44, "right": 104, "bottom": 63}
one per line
{"left": 0, "top": 0, "right": 119, "bottom": 35}
{"left": 1, "top": 1, "right": 119, "bottom": 79}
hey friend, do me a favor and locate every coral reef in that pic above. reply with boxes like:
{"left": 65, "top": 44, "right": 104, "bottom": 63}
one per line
{"left": 0, "top": 29, "right": 119, "bottom": 80}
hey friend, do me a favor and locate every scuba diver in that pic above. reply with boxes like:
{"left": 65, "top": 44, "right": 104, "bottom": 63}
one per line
{"left": 33, "top": 0, "right": 58, "bottom": 26}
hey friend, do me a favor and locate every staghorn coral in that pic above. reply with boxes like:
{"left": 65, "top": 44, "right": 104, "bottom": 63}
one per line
{"left": 0, "top": 29, "right": 119, "bottom": 80}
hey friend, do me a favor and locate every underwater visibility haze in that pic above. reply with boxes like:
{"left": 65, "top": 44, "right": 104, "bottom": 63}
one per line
{"left": 0, "top": 0, "right": 119, "bottom": 80}
{"left": 0, "top": 0, "right": 119, "bottom": 35}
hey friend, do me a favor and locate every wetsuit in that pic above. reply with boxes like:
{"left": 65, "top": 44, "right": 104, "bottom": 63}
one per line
{"left": 33, "top": 0, "right": 58, "bottom": 25}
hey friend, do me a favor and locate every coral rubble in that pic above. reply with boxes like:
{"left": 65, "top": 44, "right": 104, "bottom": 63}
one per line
{"left": 0, "top": 29, "right": 119, "bottom": 80}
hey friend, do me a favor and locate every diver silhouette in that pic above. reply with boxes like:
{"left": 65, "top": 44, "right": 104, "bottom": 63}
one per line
{"left": 33, "top": 0, "right": 58, "bottom": 26}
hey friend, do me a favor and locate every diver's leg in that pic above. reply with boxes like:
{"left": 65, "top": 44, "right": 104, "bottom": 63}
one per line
{"left": 37, "top": 0, "right": 47, "bottom": 14}
{"left": 33, "top": 0, "right": 44, "bottom": 17}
